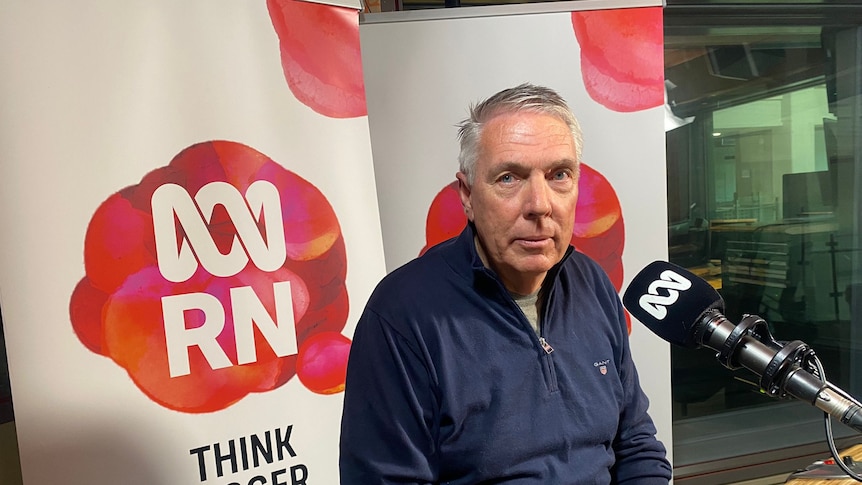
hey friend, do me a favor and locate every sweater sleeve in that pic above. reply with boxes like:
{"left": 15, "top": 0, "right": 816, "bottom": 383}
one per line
{"left": 339, "top": 306, "right": 438, "bottom": 484}
{"left": 610, "top": 295, "right": 673, "bottom": 484}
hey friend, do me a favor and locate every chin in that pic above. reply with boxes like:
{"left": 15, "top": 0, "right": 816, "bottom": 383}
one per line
{"left": 513, "top": 258, "right": 557, "bottom": 275}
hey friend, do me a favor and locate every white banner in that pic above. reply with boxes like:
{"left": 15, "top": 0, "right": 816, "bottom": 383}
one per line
{"left": 360, "top": 0, "right": 673, "bottom": 457}
{"left": 0, "top": 1, "right": 385, "bottom": 483}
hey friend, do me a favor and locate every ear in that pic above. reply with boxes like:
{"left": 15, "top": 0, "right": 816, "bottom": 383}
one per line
{"left": 455, "top": 171, "right": 474, "bottom": 222}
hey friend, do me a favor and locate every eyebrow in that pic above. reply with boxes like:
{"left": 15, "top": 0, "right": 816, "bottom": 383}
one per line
{"left": 491, "top": 159, "right": 579, "bottom": 175}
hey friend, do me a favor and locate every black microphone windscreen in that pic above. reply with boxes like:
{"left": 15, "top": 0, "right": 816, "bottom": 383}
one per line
{"left": 622, "top": 261, "right": 724, "bottom": 348}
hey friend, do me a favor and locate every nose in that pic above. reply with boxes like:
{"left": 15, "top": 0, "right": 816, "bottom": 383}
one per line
{"left": 524, "top": 175, "right": 551, "bottom": 218}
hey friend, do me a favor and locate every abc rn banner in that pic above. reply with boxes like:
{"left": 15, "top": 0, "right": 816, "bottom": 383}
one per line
{"left": 360, "top": 0, "right": 673, "bottom": 456}
{"left": 0, "top": 1, "right": 383, "bottom": 484}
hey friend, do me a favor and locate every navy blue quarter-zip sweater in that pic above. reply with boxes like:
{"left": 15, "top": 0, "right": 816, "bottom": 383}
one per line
{"left": 340, "top": 226, "right": 671, "bottom": 484}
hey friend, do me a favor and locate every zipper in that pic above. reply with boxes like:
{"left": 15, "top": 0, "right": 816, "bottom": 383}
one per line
{"left": 484, "top": 267, "right": 556, "bottom": 355}
{"left": 538, "top": 281, "right": 558, "bottom": 354}
{"left": 539, "top": 337, "right": 554, "bottom": 354}
{"left": 483, "top": 267, "right": 559, "bottom": 392}
{"left": 537, "top": 289, "right": 559, "bottom": 392}
{"left": 509, "top": 292, "right": 547, "bottom": 353}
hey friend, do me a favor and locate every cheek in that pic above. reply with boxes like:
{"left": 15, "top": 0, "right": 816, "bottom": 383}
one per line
{"left": 472, "top": 210, "right": 510, "bottom": 244}
{"left": 469, "top": 192, "right": 497, "bottom": 219}
{"left": 472, "top": 190, "right": 526, "bottom": 228}
{"left": 555, "top": 194, "right": 579, "bottom": 224}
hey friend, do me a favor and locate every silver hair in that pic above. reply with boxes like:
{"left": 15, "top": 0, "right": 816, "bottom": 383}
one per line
{"left": 456, "top": 83, "right": 583, "bottom": 184}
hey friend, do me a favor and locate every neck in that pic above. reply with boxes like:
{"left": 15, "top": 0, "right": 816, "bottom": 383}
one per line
{"left": 473, "top": 236, "right": 545, "bottom": 295}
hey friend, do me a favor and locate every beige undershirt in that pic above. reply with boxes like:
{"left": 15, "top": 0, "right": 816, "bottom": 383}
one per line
{"left": 474, "top": 236, "right": 542, "bottom": 334}
{"left": 512, "top": 291, "right": 541, "bottom": 335}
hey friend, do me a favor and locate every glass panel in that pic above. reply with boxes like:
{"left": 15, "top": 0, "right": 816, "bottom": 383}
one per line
{"left": 665, "top": 16, "right": 862, "bottom": 479}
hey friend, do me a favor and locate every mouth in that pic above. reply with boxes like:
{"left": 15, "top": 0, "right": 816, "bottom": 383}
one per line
{"left": 515, "top": 236, "right": 554, "bottom": 249}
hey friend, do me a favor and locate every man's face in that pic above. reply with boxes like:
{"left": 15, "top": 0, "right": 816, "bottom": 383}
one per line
{"left": 457, "top": 111, "right": 579, "bottom": 295}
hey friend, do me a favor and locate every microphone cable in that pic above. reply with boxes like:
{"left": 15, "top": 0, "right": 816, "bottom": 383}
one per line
{"left": 810, "top": 354, "right": 862, "bottom": 482}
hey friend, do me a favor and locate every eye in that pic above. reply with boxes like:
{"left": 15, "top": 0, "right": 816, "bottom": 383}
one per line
{"left": 498, "top": 173, "right": 517, "bottom": 184}
{"left": 551, "top": 169, "right": 571, "bottom": 181}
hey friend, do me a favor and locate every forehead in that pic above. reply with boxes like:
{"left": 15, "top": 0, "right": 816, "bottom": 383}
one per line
{"left": 478, "top": 111, "right": 577, "bottom": 166}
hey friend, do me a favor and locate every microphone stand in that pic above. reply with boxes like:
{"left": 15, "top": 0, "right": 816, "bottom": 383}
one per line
{"left": 813, "top": 357, "right": 862, "bottom": 482}
{"left": 699, "top": 311, "right": 862, "bottom": 481}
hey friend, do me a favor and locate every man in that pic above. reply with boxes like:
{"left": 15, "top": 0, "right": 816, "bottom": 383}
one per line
{"left": 340, "top": 83, "right": 671, "bottom": 484}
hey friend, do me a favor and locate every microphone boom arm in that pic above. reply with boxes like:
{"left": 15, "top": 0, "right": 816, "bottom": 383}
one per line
{"left": 698, "top": 310, "right": 862, "bottom": 433}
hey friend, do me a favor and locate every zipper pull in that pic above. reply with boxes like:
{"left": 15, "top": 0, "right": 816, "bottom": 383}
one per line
{"left": 539, "top": 337, "right": 554, "bottom": 354}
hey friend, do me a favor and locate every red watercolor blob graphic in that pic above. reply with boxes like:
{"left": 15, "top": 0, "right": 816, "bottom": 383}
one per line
{"left": 422, "top": 164, "right": 629, "bottom": 331}
{"left": 574, "top": 163, "right": 622, "bottom": 239}
{"left": 572, "top": 7, "right": 664, "bottom": 113}
{"left": 69, "top": 140, "right": 351, "bottom": 413}
{"left": 268, "top": 0, "right": 366, "bottom": 118}
{"left": 84, "top": 193, "right": 156, "bottom": 294}
{"left": 297, "top": 331, "right": 351, "bottom": 395}
{"left": 69, "top": 278, "right": 109, "bottom": 355}
{"left": 421, "top": 181, "right": 466, "bottom": 256}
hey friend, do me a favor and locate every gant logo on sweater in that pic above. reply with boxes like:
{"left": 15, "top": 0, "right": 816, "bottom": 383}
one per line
{"left": 594, "top": 359, "right": 610, "bottom": 375}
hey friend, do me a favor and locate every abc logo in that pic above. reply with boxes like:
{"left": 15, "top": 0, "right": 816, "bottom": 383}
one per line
{"left": 638, "top": 270, "right": 691, "bottom": 320}
{"left": 70, "top": 140, "right": 351, "bottom": 413}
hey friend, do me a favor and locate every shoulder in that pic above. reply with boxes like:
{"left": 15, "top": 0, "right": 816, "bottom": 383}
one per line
{"left": 374, "top": 249, "right": 447, "bottom": 296}
{"left": 364, "top": 239, "right": 463, "bottom": 316}
{"left": 557, "top": 250, "right": 626, "bottom": 333}
{"left": 353, "top": 240, "right": 470, "bottom": 359}
{"left": 561, "top": 250, "right": 617, "bottom": 294}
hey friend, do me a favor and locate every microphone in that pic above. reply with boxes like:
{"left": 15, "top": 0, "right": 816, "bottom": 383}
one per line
{"left": 622, "top": 260, "right": 862, "bottom": 434}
